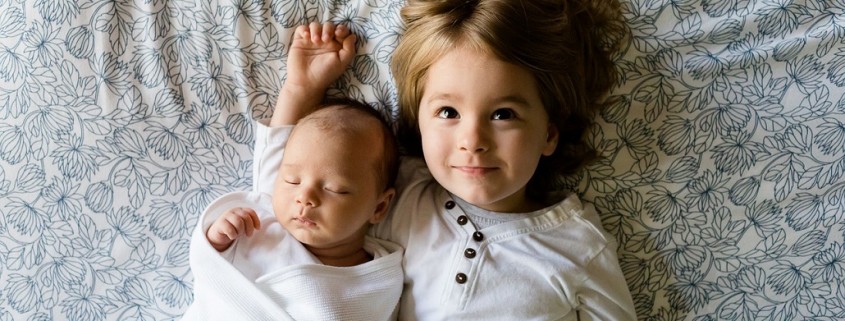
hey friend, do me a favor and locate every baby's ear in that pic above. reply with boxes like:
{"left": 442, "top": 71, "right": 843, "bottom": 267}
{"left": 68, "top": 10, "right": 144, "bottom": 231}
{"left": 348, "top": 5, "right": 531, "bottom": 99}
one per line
{"left": 369, "top": 188, "right": 396, "bottom": 224}
{"left": 542, "top": 124, "right": 559, "bottom": 156}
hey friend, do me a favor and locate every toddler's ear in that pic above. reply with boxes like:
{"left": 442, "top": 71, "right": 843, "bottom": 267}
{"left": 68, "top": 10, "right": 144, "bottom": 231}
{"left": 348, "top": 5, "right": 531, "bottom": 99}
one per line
{"left": 369, "top": 188, "right": 396, "bottom": 224}
{"left": 542, "top": 125, "right": 559, "bottom": 156}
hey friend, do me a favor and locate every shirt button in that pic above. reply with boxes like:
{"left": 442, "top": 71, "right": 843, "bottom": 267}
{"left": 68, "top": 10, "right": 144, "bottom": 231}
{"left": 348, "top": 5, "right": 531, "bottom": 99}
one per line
{"left": 456, "top": 273, "right": 467, "bottom": 284}
{"left": 457, "top": 215, "right": 468, "bottom": 225}
{"left": 473, "top": 231, "right": 484, "bottom": 242}
{"left": 445, "top": 200, "right": 456, "bottom": 209}
{"left": 464, "top": 248, "right": 476, "bottom": 258}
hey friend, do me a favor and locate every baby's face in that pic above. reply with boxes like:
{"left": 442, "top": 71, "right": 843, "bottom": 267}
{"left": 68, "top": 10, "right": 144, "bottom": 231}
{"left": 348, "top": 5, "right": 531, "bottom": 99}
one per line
{"left": 272, "top": 123, "right": 386, "bottom": 249}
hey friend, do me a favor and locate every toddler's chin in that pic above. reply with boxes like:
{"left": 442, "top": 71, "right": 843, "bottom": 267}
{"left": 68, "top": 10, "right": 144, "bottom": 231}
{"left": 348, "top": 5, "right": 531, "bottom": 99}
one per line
{"left": 451, "top": 189, "right": 497, "bottom": 207}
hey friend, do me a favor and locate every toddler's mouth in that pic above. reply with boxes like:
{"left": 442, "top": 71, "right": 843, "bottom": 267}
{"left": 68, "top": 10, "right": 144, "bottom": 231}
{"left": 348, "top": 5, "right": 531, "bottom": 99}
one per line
{"left": 453, "top": 166, "right": 497, "bottom": 175}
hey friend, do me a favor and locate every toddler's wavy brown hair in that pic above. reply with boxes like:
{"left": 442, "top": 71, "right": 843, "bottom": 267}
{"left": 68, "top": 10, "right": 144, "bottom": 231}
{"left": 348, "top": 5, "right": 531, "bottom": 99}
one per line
{"left": 391, "top": 0, "right": 627, "bottom": 200}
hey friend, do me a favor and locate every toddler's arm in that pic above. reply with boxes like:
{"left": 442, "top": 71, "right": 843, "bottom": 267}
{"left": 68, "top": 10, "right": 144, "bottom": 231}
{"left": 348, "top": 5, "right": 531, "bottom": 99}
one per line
{"left": 271, "top": 22, "right": 357, "bottom": 126}
{"left": 578, "top": 247, "right": 638, "bottom": 320}
{"left": 577, "top": 206, "right": 637, "bottom": 320}
{"left": 206, "top": 207, "right": 261, "bottom": 252}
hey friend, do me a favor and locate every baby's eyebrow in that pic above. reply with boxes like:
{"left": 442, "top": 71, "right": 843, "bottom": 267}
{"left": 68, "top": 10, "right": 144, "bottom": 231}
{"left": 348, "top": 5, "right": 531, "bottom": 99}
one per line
{"left": 280, "top": 163, "right": 300, "bottom": 171}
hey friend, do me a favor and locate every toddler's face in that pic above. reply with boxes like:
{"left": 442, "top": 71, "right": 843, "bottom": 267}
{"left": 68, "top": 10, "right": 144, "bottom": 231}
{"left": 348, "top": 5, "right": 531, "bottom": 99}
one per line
{"left": 272, "top": 123, "right": 387, "bottom": 248}
{"left": 417, "top": 47, "right": 558, "bottom": 212}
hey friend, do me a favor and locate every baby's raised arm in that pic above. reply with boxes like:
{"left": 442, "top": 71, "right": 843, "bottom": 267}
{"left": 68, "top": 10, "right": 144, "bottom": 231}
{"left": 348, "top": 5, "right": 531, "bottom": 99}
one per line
{"left": 206, "top": 207, "right": 261, "bottom": 252}
{"left": 271, "top": 22, "right": 357, "bottom": 126}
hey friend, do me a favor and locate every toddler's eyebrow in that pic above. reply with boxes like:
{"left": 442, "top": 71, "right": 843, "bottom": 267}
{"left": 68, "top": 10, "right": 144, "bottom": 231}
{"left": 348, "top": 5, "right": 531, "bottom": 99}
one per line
{"left": 490, "top": 94, "right": 531, "bottom": 107}
{"left": 426, "top": 93, "right": 532, "bottom": 107}
{"left": 426, "top": 93, "right": 457, "bottom": 102}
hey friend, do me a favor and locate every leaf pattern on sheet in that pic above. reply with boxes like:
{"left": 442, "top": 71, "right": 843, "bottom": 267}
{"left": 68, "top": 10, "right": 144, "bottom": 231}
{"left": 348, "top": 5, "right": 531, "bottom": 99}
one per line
{"left": 0, "top": 0, "right": 401, "bottom": 320}
{"left": 0, "top": 0, "right": 843, "bottom": 320}
{"left": 577, "top": 1, "right": 845, "bottom": 320}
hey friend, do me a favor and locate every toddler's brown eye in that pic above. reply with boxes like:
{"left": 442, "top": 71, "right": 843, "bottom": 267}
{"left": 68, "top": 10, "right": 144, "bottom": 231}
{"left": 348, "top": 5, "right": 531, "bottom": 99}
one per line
{"left": 492, "top": 109, "right": 515, "bottom": 120}
{"left": 436, "top": 107, "right": 459, "bottom": 119}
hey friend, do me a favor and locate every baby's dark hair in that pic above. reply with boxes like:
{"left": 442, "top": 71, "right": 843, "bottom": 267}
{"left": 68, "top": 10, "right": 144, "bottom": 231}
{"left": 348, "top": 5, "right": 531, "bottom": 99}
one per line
{"left": 296, "top": 98, "right": 400, "bottom": 192}
{"left": 392, "top": 0, "right": 626, "bottom": 201}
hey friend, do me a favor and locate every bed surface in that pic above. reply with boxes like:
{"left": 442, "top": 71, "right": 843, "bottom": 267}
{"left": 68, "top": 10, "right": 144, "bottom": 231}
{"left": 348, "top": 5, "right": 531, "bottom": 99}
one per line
{"left": 1, "top": 1, "right": 844, "bottom": 320}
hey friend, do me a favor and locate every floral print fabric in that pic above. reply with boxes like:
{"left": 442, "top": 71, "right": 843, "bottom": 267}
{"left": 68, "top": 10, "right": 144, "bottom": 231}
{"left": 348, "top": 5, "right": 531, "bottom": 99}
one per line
{"left": 0, "top": 0, "right": 843, "bottom": 320}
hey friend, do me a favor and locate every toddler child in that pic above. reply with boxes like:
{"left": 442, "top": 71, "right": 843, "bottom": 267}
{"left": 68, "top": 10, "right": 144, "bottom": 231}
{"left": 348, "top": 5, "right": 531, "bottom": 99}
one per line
{"left": 380, "top": 0, "right": 638, "bottom": 319}
{"left": 183, "top": 22, "right": 403, "bottom": 321}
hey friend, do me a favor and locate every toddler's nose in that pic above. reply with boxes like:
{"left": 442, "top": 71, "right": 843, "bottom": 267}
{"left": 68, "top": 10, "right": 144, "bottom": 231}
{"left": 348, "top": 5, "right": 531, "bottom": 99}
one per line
{"left": 457, "top": 120, "right": 490, "bottom": 153}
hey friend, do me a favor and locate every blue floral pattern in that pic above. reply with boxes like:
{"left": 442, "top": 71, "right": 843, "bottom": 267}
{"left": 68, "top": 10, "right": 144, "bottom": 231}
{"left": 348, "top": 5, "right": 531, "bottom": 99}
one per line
{"left": 0, "top": 0, "right": 842, "bottom": 320}
{"left": 576, "top": 1, "right": 845, "bottom": 320}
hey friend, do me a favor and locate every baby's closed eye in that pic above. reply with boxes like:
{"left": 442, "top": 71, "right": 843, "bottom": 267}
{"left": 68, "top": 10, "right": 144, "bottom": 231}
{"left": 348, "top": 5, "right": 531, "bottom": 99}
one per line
{"left": 323, "top": 186, "right": 350, "bottom": 194}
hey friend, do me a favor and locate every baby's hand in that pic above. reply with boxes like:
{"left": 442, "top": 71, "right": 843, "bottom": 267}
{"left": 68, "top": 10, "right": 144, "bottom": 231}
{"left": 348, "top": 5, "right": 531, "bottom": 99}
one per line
{"left": 271, "top": 22, "right": 357, "bottom": 125}
{"left": 285, "top": 22, "right": 357, "bottom": 94}
{"left": 206, "top": 207, "right": 261, "bottom": 252}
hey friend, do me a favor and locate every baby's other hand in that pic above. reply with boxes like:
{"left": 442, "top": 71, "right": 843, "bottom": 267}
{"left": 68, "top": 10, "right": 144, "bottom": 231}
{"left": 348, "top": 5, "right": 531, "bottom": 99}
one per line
{"left": 285, "top": 22, "right": 357, "bottom": 93}
{"left": 206, "top": 207, "right": 261, "bottom": 252}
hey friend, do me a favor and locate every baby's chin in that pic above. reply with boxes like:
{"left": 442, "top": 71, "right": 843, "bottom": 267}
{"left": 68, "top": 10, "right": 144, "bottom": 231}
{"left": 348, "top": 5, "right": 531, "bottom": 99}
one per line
{"left": 285, "top": 227, "right": 324, "bottom": 246}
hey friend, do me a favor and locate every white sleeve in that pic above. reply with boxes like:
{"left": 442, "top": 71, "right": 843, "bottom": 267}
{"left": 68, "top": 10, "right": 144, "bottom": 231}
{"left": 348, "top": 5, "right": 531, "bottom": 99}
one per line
{"left": 577, "top": 245, "right": 638, "bottom": 321}
{"left": 252, "top": 120, "right": 294, "bottom": 195}
{"left": 576, "top": 206, "right": 637, "bottom": 321}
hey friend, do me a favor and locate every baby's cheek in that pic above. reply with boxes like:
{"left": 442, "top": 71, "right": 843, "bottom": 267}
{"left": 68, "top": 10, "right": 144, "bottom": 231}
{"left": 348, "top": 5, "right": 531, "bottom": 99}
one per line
{"left": 271, "top": 193, "right": 290, "bottom": 219}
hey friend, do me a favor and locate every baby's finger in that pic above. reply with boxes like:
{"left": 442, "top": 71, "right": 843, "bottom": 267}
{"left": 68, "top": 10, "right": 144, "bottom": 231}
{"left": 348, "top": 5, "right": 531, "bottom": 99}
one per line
{"left": 339, "top": 34, "right": 357, "bottom": 65}
{"left": 217, "top": 222, "right": 238, "bottom": 241}
{"left": 211, "top": 211, "right": 236, "bottom": 238}
{"left": 294, "top": 25, "right": 309, "bottom": 40}
{"left": 248, "top": 209, "right": 261, "bottom": 230}
{"left": 231, "top": 207, "right": 261, "bottom": 236}
{"left": 322, "top": 22, "right": 335, "bottom": 43}
{"left": 241, "top": 211, "right": 260, "bottom": 237}
{"left": 224, "top": 212, "right": 248, "bottom": 237}
{"left": 309, "top": 21, "right": 322, "bottom": 44}
{"left": 335, "top": 24, "right": 350, "bottom": 39}
{"left": 207, "top": 224, "right": 227, "bottom": 243}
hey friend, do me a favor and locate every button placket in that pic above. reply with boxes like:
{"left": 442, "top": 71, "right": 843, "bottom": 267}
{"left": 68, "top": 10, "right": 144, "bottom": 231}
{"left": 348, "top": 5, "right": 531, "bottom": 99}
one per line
{"left": 461, "top": 228, "right": 482, "bottom": 283}
{"left": 447, "top": 199, "right": 483, "bottom": 286}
